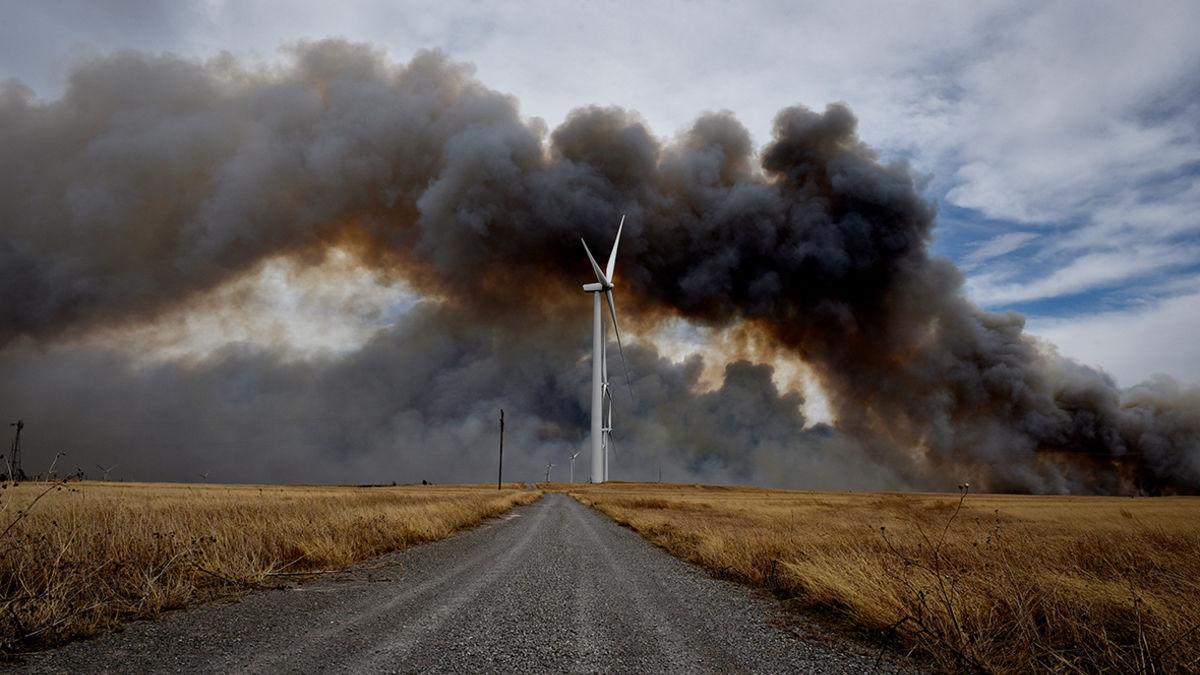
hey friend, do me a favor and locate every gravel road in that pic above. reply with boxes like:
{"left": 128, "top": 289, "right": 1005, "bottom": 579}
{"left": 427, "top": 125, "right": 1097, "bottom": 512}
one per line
{"left": 11, "top": 493, "right": 916, "bottom": 673}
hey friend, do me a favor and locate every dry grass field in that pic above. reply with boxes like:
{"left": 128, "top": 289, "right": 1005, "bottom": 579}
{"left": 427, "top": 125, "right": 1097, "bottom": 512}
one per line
{"left": 567, "top": 482, "right": 1200, "bottom": 673}
{"left": 0, "top": 479, "right": 541, "bottom": 655}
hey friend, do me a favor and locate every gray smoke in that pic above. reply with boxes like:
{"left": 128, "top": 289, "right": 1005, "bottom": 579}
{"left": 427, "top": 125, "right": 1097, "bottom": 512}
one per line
{"left": 1, "top": 41, "right": 1196, "bottom": 492}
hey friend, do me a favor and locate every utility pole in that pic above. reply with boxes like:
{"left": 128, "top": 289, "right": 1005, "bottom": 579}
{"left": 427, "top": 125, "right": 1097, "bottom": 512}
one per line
{"left": 8, "top": 420, "right": 25, "bottom": 482}
{"left": 497, "top": 409, "right": 504, "bottom": 490}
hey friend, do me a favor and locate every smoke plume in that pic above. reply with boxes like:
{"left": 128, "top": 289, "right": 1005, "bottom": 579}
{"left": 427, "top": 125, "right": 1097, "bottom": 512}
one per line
{"left": 2, "top": 41, "right": 1196, "bottom": 492}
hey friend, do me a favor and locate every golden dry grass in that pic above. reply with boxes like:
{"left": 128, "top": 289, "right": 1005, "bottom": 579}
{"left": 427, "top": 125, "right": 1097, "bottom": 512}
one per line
{"left": 566, "top": 482, "right": 1200, "bottom": 673}
{"left": 0, "top": 479, "right": 541, "bottom": 655}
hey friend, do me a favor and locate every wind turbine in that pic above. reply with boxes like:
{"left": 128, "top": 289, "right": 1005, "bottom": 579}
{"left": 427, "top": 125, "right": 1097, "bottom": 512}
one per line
{"left": 581, "top": 215, "right": 632, "bottom": 483}
{"left": 569, "top": 450, "right": 582, "bottom": 483}
{"left": 544, "top": 462, "right": 554, "bottom": 483}
{"left": 96, "top": 463, "right": 118, "bottom": 481}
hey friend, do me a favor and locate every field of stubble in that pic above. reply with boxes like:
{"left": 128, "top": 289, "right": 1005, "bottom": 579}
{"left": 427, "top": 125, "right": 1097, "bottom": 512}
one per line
{"left": 567, "top": 482, "right": 1200, "bottom": 673}
{"left": 0, "top": 480, "right": 540, "bottom": 655}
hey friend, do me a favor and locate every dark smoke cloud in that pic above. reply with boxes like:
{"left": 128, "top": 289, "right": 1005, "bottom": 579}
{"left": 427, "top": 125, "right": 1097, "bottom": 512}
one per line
{"left": 1, "top": 41, "right": 1196, "bottom": 492}
{"left": 0, "top": 304, "right": 867, "bottom": 487}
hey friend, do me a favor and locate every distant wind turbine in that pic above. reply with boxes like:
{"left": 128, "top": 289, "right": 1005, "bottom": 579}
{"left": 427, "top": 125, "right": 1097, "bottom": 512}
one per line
{"left": 544, "top": 462, "right": 554, "bottom": 483}
{"left": 198, "top": 470, "right": 210, "bottom": 482}
{"left": 95, "top": 463, "right": 118, "bottom": 481}
{"left": 581, "top": 215, "right": 633, "bottom": 483}
{"left": 569, "top": 450, "right": 582, "bottom": 484}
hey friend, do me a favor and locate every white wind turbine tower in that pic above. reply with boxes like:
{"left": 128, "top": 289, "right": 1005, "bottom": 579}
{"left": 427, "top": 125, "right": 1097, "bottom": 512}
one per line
{"left": 581, "top": 215, "right": 632, "bottom": 483}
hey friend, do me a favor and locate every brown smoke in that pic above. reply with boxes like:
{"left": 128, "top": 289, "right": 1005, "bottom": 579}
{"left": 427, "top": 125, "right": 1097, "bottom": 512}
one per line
{"left": 1, "top": 40, "right": 1196, "bottom": 492}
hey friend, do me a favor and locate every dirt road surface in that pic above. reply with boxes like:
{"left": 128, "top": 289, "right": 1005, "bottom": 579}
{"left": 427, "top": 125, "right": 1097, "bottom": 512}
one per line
{"left": 11, "top": 493, "right": 915, "bottom": 673}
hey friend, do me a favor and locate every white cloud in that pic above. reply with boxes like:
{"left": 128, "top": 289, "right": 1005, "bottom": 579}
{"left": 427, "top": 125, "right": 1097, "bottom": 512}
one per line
{"left": 966, "top": 244, "right": 1198, "bottom": 306}
{"left": 1026, "top": 289, "right": 1200, "bottom": 387}
{"left": 962, "top": 231, "right": 1038, "bottom": 268}
{"left": 1078, "top": 180, "right": 1200, "bottom": 250}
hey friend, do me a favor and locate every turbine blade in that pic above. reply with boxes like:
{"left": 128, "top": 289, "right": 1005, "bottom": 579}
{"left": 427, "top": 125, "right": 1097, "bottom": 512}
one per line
{"left": 581, "top": 238, "right": 610, "bottom": 285}
{"left": 605, "top": 289, "right": 621, "bottom": 348}
{"left": 604, "top": 381, "right": 612, "bottom": 419}
{"left": 605, "top": 215, "right": 625, "bottom": 282}
{"left": 605, "top": 289, "right": 637, "bottom": 406}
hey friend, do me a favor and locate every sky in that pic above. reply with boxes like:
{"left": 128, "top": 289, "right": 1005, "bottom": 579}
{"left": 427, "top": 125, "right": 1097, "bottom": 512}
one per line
{"left": 3, "top": 0, "right": 1197, "bottom": 386}
{"left": 0, "top": 1, "right": 1198, "bottom": 491}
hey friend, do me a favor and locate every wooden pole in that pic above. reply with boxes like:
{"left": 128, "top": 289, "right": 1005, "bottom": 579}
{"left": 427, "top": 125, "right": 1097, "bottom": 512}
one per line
{"left": 498, "top": 409, "right": 504, "bottom": 490}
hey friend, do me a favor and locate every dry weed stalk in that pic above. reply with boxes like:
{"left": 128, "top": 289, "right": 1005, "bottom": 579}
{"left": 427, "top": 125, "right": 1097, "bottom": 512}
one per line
{"left": 879, "top": 483, "right": 982, "bottom": 671}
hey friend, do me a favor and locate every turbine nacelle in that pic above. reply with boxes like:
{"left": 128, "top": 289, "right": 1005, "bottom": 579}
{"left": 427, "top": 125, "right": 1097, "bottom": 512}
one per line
{"left": 580, "top": 246, "right": 614, "bottom": 294}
